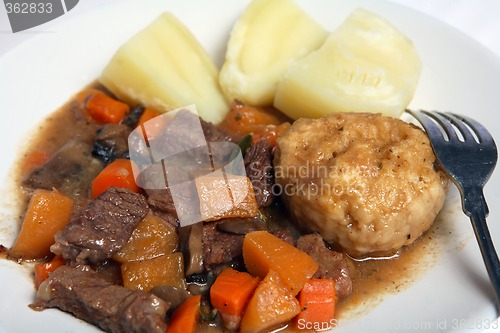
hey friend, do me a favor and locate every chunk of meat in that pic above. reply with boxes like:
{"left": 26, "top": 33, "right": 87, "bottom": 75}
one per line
{"left": 146, "top": 190, "right": 179, "bottom": 228}
{"left": 22, "top": 140, "right": 103, "bottom": 204}
{"left": 202, "top": 221, "right": 244, "bottom": 270}
{"left": 272, "top": 228, "right": 296, "bottom": 247}
{"left": 139, "top": 163, "right": 193, "bottom": 229}
{"left": 51, "top": 187, "right": 149, "bottom": 265}
{"left": 167, "top": 111, "right": 236, "bottom": 171}
{"left": 200, "top": 115, "right": 235, "bottom": 143}
{"left": 31, "top": 265, "right": 169, "bottom": 333}
{"left": 146, "top": 189, "right": 177, "bottom": 216}
{"left": 244, "top": 139, "right": 274, "bottom": 207}
{"left": 92, "top": 124, "right": 131, "bottom": 163}
{"left": 296, "top": 233, "right": 352, "bottom": 298}
{"left": 148, "top": 110, "right": 234, "bottom": 159}
{"left": 132, "top": 111, "right": 237, "bottom": 227}
{"left": 138, "top": 164, "right": 178, "bottom": 223}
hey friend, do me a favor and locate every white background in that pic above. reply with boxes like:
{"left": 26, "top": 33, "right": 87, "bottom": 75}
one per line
{"left": 1, "top": 0, "right": 500, "bottom": 58}
{"left": 0, "top": 0, "right": 500, "bottom": 58}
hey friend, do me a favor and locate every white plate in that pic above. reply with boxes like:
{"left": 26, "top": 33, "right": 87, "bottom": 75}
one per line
{"left": 1, "top": 0, "right": 500, "bottom": 332}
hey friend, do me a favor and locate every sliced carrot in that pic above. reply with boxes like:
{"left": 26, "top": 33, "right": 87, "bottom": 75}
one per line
{"left": 167, "top": 295, "right": 201, "bottom": 333}
{"left": 243, "top": 231, "right": 318, "bottom": 296}
{"left": 219, "top": 101, "right": 288, "bottom": 138}
{"left": 113, "top": 214, "right": 178, "bottom": 263}
{"left": 20, "top": 149, "right": 50, "bottom": 175}
{"left": 210, "top": 267, "right": 260, "bottom": 330}
{"left": 75, "top": 88, "right": 101, "bottom": 107}
{"left": 295, "top": 279, "right": 336, "bottom": 330}
{"left": 91, "top": 159, "right": 139, "bottom": 199}
{"left": 137, "top": 108, "right": 162, "bottom": 127}
{"left": 240, "top": 270, "right": 300, "bottom": 333}
{"left": 251, "top": 122, "right": 291, "bottom": 147}
{"left": 121, "top": 252, "right": 186, "bottom": 292}
{"left": 34, "top": 255, "right": 65, "bottom": 289}
{"left": 10, "top": 189, "right": 74, "bottom": 260}
{"left": 85, "top": 90, "right": 130, "bottom": 124}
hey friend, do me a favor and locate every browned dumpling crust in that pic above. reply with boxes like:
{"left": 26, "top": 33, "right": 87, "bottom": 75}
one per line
{"left": 274, "top": 113, "right": 448, "bottom": 256}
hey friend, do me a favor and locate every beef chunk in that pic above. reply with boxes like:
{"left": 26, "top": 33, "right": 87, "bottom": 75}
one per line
{"left": 196, "top": 216, "right": 265, "bottom": 273}
{"left": 32, "top": 266, "right": 168, "bottom": 333}
{"left": 94, "top": 260, "right": 123, "bottom": 285}
{"left": 92, "top": 124, "right": 132, "bottom": 163}
{"left": 272, "top": 228, "right": 296, "bottom": 246}
{"left": 145, "top": 189, "right": 179, "bottom": 228}
{"left": 139, "top": 163, "right": 196, "bottom": 229}
{"left": 23, "top": 140, "right": 103, "bottom": 202}
{"left": 296, "top": 233, "right": 353, "bottom": 298}
{"left": 51, "top": 187, "right": 149, "bottom": 265}
{"left": 132, "top": 110, "right": 237, "bottom": 225}
{"left": 146, "top": 189, "right": 177, "bottom": 217}
{"left": 150, "top": 110, "right": 233, "bottom": 158}
{"left": 144, "top": 110, "right": 235, "bottom": 173}
{"left": 244, "top": 139, "right": 274, "bottom": 207}
{"left": 202, "top": 221, "right": 244, "bottom": 270}
{"left": 199, "top": 116, "right": 234, "bottom": 143}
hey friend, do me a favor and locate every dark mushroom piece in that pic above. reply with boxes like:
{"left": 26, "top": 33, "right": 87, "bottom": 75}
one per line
{"left": 185, "top": 223, "right": 204, "bottom": 276}
{"left": 122, "top": 105, "right": 146, "bottom": 128}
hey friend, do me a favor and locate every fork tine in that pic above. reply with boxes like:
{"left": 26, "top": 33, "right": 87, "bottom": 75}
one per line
{"left": 405, "top": 110, "right": 447, "bottom": 141}
{"left": 422, "top": 111, "right": 460, "bottom": 142}
{"left": 451, "top": 113, "right": 497, "bottom": 147}
{"left": 441, "top": 112, "right": 477, "bottom": 142}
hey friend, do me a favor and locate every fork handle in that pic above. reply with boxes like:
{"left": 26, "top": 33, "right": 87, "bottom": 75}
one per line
{"left": 466, "top": 194, "right": 500, "bottom": 312}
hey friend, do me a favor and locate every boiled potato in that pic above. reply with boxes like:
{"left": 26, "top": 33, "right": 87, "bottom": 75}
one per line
{"left": 219, "top": 0, "right": 328, "bottom": 106}
{"left": 274, "top": 9, "right": 421, "bottom": 119}
{"left": 100, "top": 12, "right": 228, "bottom": 124}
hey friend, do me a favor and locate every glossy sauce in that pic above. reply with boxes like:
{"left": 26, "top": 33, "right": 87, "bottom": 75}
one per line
{"left": 338, "top": 213, "right": 451, "bottom": 320}
{"left": 13, "top": 84, "right": 102, "bottom": 211}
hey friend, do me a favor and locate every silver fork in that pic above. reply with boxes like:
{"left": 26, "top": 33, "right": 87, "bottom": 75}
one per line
{"left": 406, "top": 110, "right": 500, "bottom": 311}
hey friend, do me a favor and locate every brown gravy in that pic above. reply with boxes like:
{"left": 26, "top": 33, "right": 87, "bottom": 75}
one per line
{"left": 13, "top": 84, "right": 103, "bottom": 210}
{"left": 338, "top": 215, "right": 449, "bottom": 319}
